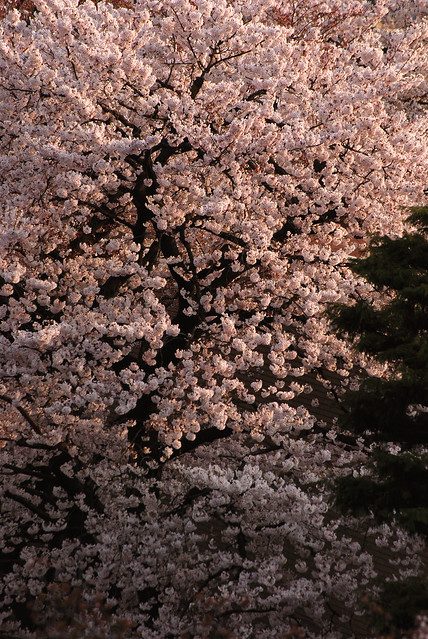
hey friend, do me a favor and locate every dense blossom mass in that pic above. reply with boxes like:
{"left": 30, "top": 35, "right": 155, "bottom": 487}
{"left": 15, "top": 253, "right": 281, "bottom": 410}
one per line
{"left": 0, "top": 0, "right": 427, "bottom": 636}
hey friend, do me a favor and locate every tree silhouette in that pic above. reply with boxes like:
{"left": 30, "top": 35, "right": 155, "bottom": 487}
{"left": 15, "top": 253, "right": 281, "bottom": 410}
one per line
{"left": 328, "top": 206, "right": 428, "bottom": 635}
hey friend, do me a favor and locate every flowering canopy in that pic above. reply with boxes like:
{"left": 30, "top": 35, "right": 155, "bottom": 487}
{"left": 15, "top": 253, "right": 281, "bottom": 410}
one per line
{"left": 0, "top": 0, "right": 427, "bottom": 636}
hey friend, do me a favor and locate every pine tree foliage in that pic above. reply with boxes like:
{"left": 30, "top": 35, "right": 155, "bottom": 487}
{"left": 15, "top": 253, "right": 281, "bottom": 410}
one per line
{"left": 371, "top": 577, "right": 428, "bottom": 637}
{"left": 328, "top": 207, "right": 428, "bottom": 634}
{"left": 328, "top": 207, "right": 428, "bottom": 448}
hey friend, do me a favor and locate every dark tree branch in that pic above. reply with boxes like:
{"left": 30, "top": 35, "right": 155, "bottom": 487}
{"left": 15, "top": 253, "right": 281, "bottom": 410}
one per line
{"left": 4, "top": 490, "right": 53, "bottom": 523}
{"left": 0, "top": 395, "right": 41, "bottom": 435}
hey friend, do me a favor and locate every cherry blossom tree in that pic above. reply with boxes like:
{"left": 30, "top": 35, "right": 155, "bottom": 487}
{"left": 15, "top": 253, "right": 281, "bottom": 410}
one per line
{"left": 0, "top": 0, "right": 427, "bottom": 636}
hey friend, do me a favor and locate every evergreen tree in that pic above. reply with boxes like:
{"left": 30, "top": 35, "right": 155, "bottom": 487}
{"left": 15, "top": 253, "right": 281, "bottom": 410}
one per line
{"left": 327, "top": 206, "right": 428, "bottom": 635}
